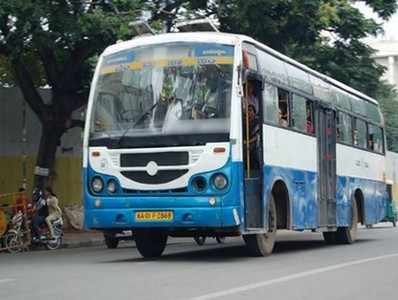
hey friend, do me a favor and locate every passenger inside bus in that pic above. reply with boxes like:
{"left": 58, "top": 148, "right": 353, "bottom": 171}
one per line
{"left": 306, "top": 101, "right": 315, "bottom": 134}
{"left": 243, "top": 103, "right": 261, "bottom": 171}
{"left": 243, "top": 80, "right": 261, "bottom": 174}
{"left": 278, "top": 92, "right": 289, "bottom": 127}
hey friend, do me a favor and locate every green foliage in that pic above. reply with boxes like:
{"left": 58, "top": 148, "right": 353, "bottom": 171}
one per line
{"left": 148, "top": 1, "right": 397, "bottom": 99}
{"left": 376, "top": 84, "right": 398, "bottom": 152}
{"left": 0, "top": 0, "right": 143, "bottom": 88}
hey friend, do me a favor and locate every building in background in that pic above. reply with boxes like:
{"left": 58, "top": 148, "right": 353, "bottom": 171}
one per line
{"left": 369, "top": 40, "right": 398, "bottom": 89}
{"left": 0, "top": 87, "right": 84, "bottom": 206}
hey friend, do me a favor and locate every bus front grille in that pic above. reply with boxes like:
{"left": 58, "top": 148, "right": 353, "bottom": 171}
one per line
{"left": 120, "top": 152, "right": 189, "bottom": 167}
{"left": 120, "top": 169, "right": 189, "bottom": 184}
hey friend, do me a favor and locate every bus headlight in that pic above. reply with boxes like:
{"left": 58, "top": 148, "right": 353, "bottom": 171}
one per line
{"left": 91, "top": 177, "right": 104, "bottom": 193}
{"left": 192, "top": 176, "right": 207, "bottom": 192}
{"left": 212, "top": 174, "right": 228, "bottom": 190}
{"left": 107, "top": 180, "right": 117, "bottom": 193}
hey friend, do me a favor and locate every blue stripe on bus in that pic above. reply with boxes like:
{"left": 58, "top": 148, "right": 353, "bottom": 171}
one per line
{"left": 83, "top": 162, "right": 386, "bottom": 231}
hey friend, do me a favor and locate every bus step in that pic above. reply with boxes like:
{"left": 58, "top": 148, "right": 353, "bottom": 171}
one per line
{"left": 244, "top": 228, "right": 266, "bottom": 234}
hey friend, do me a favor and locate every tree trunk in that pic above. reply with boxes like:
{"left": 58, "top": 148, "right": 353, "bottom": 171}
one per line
{"left": 33, "top": 122, "right": 64, "bottom": 189}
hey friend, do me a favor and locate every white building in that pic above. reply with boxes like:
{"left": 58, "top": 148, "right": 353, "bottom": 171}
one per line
{"left": 369, "top": 40, "right": 398, "bottom": 89}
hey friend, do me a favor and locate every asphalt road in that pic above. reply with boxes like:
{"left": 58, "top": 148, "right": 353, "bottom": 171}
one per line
{"left": 1, "top": 224, "right": 398, "bottom": 300}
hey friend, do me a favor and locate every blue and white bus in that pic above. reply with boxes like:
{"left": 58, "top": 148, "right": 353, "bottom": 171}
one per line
{"left": 83, "top": 32, "right": 387, "bottom": 257}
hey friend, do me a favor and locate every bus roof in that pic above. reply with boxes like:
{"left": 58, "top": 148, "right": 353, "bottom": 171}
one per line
{"left": 103, "top": 31, "right": 378, "bottom": 106}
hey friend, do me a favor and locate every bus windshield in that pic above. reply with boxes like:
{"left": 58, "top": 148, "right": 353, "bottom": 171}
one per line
{"left": 90, "top": 42, "right": 234, "bottom": 147}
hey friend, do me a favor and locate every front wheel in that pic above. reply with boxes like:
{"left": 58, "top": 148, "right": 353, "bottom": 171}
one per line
{"left": 244, "top": 196, "right": 277, "bottom": 256}
{"left": 134, "top": 231, "right": 168, "bottom": 258}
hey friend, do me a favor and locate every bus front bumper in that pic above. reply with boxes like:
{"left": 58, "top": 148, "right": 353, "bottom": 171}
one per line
{"left": 84, "top": 205, "right": 242, "bottom": 231}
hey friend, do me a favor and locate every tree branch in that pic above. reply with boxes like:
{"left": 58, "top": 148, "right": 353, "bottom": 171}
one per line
{"left": 12, "top": 59, "right": 46, "bottom": 120}
{"left": 59, "top": 42, "right": 96, "bottom": 88}
{"left": 35, "top": 41, "right": 59, "bottom": 88}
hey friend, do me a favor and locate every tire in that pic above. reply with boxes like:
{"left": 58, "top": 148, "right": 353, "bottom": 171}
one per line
{"left": 104, "top": 234, "right": 119, "bottom": 249}
{"left": 46, "top": 237, "right": 62, "bottom": 250}
{"left": 243, "top": 196, "right": 277, "bottom": 256}
{"left": 134, "top": 231, "right": 168, "bottom": 258}
{"left": 5, "top": 231, "right": 23, "bottom": 254}
{"left": 335, "top": 199, "right": 358, "bottom": 244}
{"left": 322, "top": 232, "right": 336, "bottom": 244}
{"left": 216, "top": 236, "right": 226, "bottom": 244}
{"left": 194, "top": 236, "right": 206, "bottom": 246}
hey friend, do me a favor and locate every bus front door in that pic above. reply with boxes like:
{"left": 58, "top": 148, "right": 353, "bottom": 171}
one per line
{"left": 243, "top": 79, "right": 264, "bottom": 230}
{"left": 317, "top": 106, "right": 337, "bottom": 227}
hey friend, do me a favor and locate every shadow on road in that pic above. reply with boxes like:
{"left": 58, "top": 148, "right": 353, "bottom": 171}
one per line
{"left": 100, "top": 237, "right": 375, "bottom": 264}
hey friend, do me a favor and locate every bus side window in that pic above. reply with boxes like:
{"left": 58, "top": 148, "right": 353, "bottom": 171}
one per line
{"left": 262, "top": 82, "right": 279, "bottom": 124}
{"left": 306, "top": 100, "right": 315, "bottom": 134}
{"left": 337, "top": 112, "right": 352, "bottom": 144}
{"left": 353, "top": 118, "right": 367, "bottom": 148}
{"left": 368, "top": 124, "right": 384, "bottom": 153}
{"left": 291, "top": 93, "right": 307, "bottom": 132}
{"left": 277, "top": 88, "right": 289, "bottom": 127}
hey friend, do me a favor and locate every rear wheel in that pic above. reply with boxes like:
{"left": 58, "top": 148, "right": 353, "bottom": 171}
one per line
{"left": 244, "top": 196, "right": 277, "bottom": 256}
{"left": 5, "top": 231, "right": 23, "bottom": 253}
{"left": 194, "top": 236, "right": 206, "bottom": 246}
{"left": 134, "top": 231, "right": 168, "bottom": 258}
{"left": 335, "top": 200, "right": 358, "bottom": 244}
{"left": 46, "top": 237, "right": 62, "bottom": 250}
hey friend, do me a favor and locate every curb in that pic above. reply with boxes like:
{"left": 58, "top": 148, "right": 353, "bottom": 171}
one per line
{"left": 61, "top": 238, "right": 105, "bottom": 249}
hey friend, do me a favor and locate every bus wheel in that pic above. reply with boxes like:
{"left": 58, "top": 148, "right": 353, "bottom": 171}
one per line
{"left": 194, "top": 236, "right": 206, "bottom": 246}
{"left": 104, "top": 234, "right": 119, "bottom": 249}
{"left": 322, "top": 232, "right": 336, "bottom": 244}
{"left": 336, "top": 200, "right": 358, "bottom": 244}
{"left": 244, "top": 196, "right": 277, "bottom": 256}
{"left": 134, "top": 231, "right": 168, "bottom": 258}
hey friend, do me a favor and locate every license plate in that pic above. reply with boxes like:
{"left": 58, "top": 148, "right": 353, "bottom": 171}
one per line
{"left": 135, "top": 211, "right": 173, "bottom": 222}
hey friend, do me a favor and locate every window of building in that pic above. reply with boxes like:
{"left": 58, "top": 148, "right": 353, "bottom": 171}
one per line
{"left": 368, "top": 124, "right": 384, "bottom": 153}
{"left": 277, "top": 88, "right": 289, "bottom": 127}
{"left": 262, "top": 82, "right": 279, "bottom": 124}
{"left": 353, "top": 118, "right": 367, "bottom": 148}
{"left": 337, "top": 112, "right": 352, "bottom": 144}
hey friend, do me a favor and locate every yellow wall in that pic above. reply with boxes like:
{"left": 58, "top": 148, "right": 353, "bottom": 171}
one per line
{"left": 0, "top": 155, "right": 82, "bottom": 207}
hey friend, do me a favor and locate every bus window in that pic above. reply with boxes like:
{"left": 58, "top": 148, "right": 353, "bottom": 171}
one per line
{"left": 291, "top": 94, "right": 306, "bottom": 132}
{"left": 337, "top": 112, "right": 352, "bottom": 144}
{"left": 353, "top": 118, "right": 367, "bottom": 148}
{"left": 306, "top": 101, "right": 315, "bottom": 134}
{"left": 262, "top": 82, "right": 278, "bottom": 124}
{"left": 278, "top": 88, "right": 289, "bottom": 127}
{"left": 368, "top": 124, "right": 384, "bottom": 153}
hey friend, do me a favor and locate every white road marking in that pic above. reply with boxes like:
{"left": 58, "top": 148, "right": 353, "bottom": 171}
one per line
{"left": 0, "top": 278, "right": 16, "bottom": 284}
{"left": 190, "top": 252, "right": 398, "bottom": 300}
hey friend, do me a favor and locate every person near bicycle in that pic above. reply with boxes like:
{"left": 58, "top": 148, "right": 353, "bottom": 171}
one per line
{"left": 43, "top": 187, "right": 62, "bottom": 239}
{"left": 31, "top": 188, "right": 48, "bottom": 241}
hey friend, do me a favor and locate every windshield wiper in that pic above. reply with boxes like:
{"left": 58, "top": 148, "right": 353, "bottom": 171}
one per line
{"left": 117, "top": 102, "right": 159, "bottom": 147}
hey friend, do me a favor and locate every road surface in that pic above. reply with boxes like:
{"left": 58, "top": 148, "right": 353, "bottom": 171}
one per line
{"left": 1, "top": 224, "right": 398, "bottom": 300}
